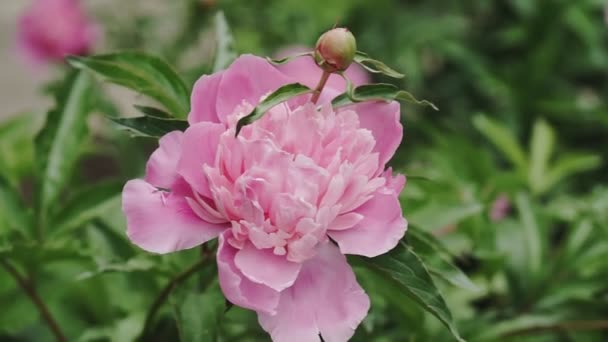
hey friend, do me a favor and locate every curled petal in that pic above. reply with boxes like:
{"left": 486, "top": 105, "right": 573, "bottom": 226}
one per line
{"left": 234, "top": 243, "right": 302, "bottom": 292}
{"left": 217, "top": 233, "right": 280, "bottom": 314}
{"left": 122, "top": 179, "right": 226, "bottom": 254}
{"left": 258, "top": 243, "right": 370, "bottom": 342}
{"left": 145, "top": 131, "right": 183, "bottom": 189}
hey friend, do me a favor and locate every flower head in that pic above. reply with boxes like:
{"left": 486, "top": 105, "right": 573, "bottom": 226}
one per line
{"left": 122, "top": 55, "right": 407, "bottom": 341}
{"left": 16, "top": 0, "right": 98, "bottom": 65}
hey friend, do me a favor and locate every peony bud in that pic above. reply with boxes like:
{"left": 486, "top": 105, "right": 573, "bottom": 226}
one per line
{"left": 314, "top": 28, "right": 357, "bottom": 73}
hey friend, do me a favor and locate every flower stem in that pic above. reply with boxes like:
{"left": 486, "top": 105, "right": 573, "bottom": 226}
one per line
{"left": 140, "top": 257, "right": 210, "bottom": 338}
{"left": 311, "top": 71, "right": 331, "bottom": 104}
{"left": 0, "top": 259, "right": 67, "bottom": 342}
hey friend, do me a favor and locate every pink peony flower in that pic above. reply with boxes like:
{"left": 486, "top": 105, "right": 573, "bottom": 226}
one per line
{"left": 122, "top": 55, "right": 407, "bottom": 341}
{"left": 16, "top": 0, "right": 98, "bottom": 65}
{"left": 274, "top": 45, "right": 370, "bottom": 91}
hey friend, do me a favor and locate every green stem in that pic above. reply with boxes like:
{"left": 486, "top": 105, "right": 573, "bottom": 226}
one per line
{"left": 311, "top": 71, "right": 331, "bottom": 104}
{"left": 0, "top": 259, "right": 67, "bottom": 342}
{"left": 140, "top": 257, "right": 210, "bottom": 338}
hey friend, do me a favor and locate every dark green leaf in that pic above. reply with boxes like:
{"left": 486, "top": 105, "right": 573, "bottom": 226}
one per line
{"left": 35, "top": 71, "right": 95, "bottom": 230}
{"left": 109, "top": 115, "right": 189, "bottom": 138}
{"left": 172, "top": 285, "right": 226, "bottom": 342}
{"left": 212, "top": 11, "right": 237, "bottom": 72}
{"left": 51, "top": 180, "right": 123, "bottom": 236}
{"left": 351, "top": 242, "right": 464, "bottom": 341}
{"left": 354, "top": 51, "right": 405, "bottom": 78}
{"left": 134, "top": 105, "right": 171, "bottom": 118}
{"left": 67, "top": 52, "right": 190, "bottom": 117}
{"left": 266, "top": 52, "right": 313, "bottom": 65}
{"left": 331, "top": 83, "right": 438, "bottom": 110}
{"left": 235, "top": 83, "right": 312, "bottom": 135}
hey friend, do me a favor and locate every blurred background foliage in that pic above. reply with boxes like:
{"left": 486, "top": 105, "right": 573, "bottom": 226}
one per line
{"left": 1, "top": 0, "right": 607, "bottom": 341}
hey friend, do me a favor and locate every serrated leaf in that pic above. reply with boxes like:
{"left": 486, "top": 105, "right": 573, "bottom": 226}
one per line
{"left": 235, "top": 83, "right": 312, "bottom": 135}
{"left": 528, "top": 118, "right": 555, "bottom": 194}
{"left": 133, "top": 105, "right": 171, "bottom": 118}
{"left": 472, "top": 115, "right": 527, "bottom": 175}
{"left": 354, "top": 51, "right": 405, "bottom": 78}
{"left": 67, "top": 52, "right": 190, "bottom": 117}
{"left": 172, "top": 285, "right": 226, "bottom": 342}
{"left": 35, "top": 71, "right": 95, "bottom": 231}
{"left": 331, "top": 83, "right": 438, "bottom": 110}
{"left": 212, "top": 11, "right": 237, "bottom": 72}
{"left": 51, "top": 180, "right": 123, "bottom": 236}
{"left": 0, "top": 174, "right": 29, "bottom": 237}
{"left": 110, "top": 115, "right": 189, "bottom": 138}
{"left": 351, "top": 242, "right": 464, "bottom": 341}
{"left": 407, "top": 228, "right": 479, "bottom": 292}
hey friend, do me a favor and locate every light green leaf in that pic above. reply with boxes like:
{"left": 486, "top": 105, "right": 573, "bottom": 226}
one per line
{"left": 351, "top": 242, "right": 464, "bottom": 341}
{"left": 408, "top": 201, "right": 483, "bottom": 232}
{"left": 408, "top": 228, "right": 479, "bottom": 292}
{"left": 542, "top": 154, "right": 601, "bottom": 193}
{"left": 51, "top": 180, "right": 123, "bottom": 236}
{"left": 528, "top": 118, "right": 555, "bottom": 194}
{"left": 235, "top": 83, "right": 312, "bottom": 135}
{"left": 76, "top": 257, "right": 158, "bottom": 281}
{"left": 110, "top": 115, "right": 189, "bottom": 138}
{"left": 331, "top": 83, "right": 438, "bottom": 110}
{"left": 472, "top": 115, "right": 527, "bottom": 174}
{"left": 472, "top": 314, "right": 562, "bottom": 341}
{"left": 354, "top": 51, "right": 405, "bottom": 78}
{"left": 67, "top": 52, "right": 190, "bottom": 117}
{"left": 213, "top": 11, "right": 237, "bottom": 72}
{"left": 172, "top": 286, "right": 226, "bottom": 342}
{"left": 35, "top": 71, "right": 95, "bottom": 231}
{"left": 514, "top": 192, "right": 542, "bottom": 275}
{"left": 0, "top": 112, "right": 44, "bottom": 185}
{"left": 0, "top": 174, "right": 29, "bottom": 237}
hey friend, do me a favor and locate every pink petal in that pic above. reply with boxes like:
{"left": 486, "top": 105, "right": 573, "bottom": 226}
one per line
{"left": 122, "top": 179, "right": 226, "bottom": 254}
{"left": 217, "top": 233, "right": 280, "bottom": 314}
{"left": 258, "top": 243, "right": 370, "bottom": 342}
{"left": 274, "top": 45, "right": 370, "bottom": 91}
{"left": 342, "top": 101, "right": 403, "bottom": 169}
{"left": 215, "top": 54, "right": 293, "bottom": 120}
{"left": 188, "top": 71, "right": 224, "bottom": 125}
{"left": 176, "top": 121, "right": 225, "bottom": 198}
{"left": 234, "top": 243, "right": 302, "bottom": 292}
{"left": 144, "top": 131, "right": 183, "bottom": 189}
{"left": 328, "top": 190, "right": 407, "bottom": 257}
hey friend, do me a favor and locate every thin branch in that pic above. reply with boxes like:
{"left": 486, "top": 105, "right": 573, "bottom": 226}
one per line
{"left": 140, "top": 257, "right": 210, "bottom": 338}
{"left": 0, "top": 259, "right": 67, "bottom": 342}
{"left": 503, "top": 320, "right": 608, "bottom": 338}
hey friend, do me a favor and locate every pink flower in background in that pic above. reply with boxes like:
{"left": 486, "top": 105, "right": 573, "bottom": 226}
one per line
{"left": 274, "top": 45, "right": 370, "bottom": 90}
{"left": 17, "top": 0, "right": 98, "bottom": 65}
{"left": 490, "top": 193, "right": 511, "bottom": 222}
{"left": 123, "top": 55, "right": 406, "bottom": 341}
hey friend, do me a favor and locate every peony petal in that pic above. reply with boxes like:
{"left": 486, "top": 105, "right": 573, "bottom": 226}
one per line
{"left": 342, "top": 101, "right": 403, "bottom": 169}
{"left": 176, "top": 121, "right": 225, "bottom": 198}
{"left": 258, "top": 243, "right": 370, "bottom": 342}
{"left": 188, "top": 71, "right": 224, "bottom": 125}
{"left": 215, "top": 54, "right": 293, "bottom": 120}
{"left": 145, "top": 131, "right": 183, "bottom": 189}
{"left": 217, "top": 233, "right": 280, "bottom": 314}
{"left": 234, "top": 243, "right": 301, "bottom": 292}
{"left": 329, "top": 190, "right": 407, "bottom": 257}
{"left": 122, "top": 179, "right": 226, "bottom": 254}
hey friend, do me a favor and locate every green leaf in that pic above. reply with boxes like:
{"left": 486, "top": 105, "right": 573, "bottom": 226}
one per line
{"left": 472, "top": 115, "right": 527, "bottom": 174}
{"left": 407, "top": 228, "right": 479, "bottom": 292}
{"left": 51, "top": 180, "right": 123, "bottom": 236}
{"left": 266, "top": 52, "right": 313, "bottom": 65}
{"left": 542, "top": 154, "right": 601, "bottom": 193}
{"left": 528, "top": 118, "right": 555, "bottom": 195}
{"left": 172, "top": 285, "right": 226, "bottom": 342}
{"left": 331, "top": 83, "right": 438, "bottom": 110}
{"left": 235, "top": 83, "right": 312, "bottom": 135}
{"left": 76, "top": 257, "right": 158, "bottom": 281}
{"left": 0, "top": 239, "right": 92, "bottom": 269}
{"left": 514, "top": 192, "right": 542, "bottom": 275}
{"left": 354, "top": 51, "right": 405, "bottom": 78}
{"left": 0, "top": 174, "right": 29, "bottom": 237}
{"left": 408, "top": 201, "right": 483, "bottom": 232}
{"left": 109, "top": 115, "right": 189, "bottom": 138}
{"left": 351, "top": 242, "right": 464, "bottom": 341}
{"left": 212, "top": 11, "right": 237, "bottom": 72}
{"left": 35, "top": 71, "right": 95, "bottom": 230}
{"left": 67, "top": 52, "right": 190, "bottom": 117}
{"left": 133, "top": 105, "right": 171, "bottom": 118}
{"left": 0, "top": 112, "right": 44, "bottom": 185}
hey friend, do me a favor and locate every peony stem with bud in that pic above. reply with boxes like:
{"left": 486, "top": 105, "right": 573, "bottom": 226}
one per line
{"left": 311, "top": 70, "right": 331, "bottom": 104}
